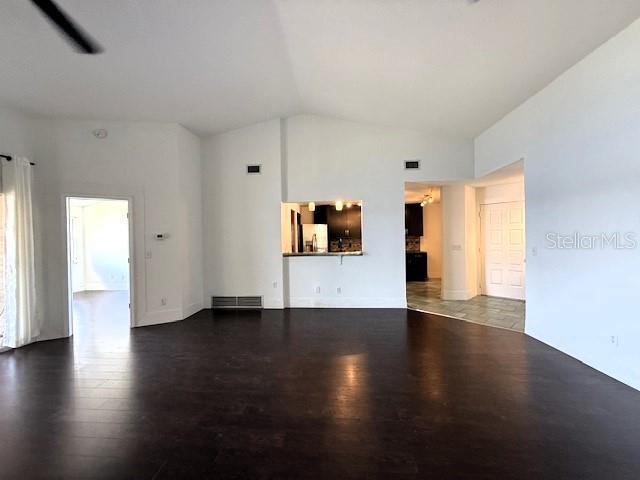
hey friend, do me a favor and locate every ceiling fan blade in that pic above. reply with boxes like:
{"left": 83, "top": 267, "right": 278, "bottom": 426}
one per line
{"left": 30, "top": 0, "right": 103, "bottom": 54}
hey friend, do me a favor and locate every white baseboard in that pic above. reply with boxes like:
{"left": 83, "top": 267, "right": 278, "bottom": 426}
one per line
{"left": 182, "top": 301, "right": 204, "bottom": 319}
{"left": 525, "top": 327, "right": 640, "bottom": 392}
{"left": 136, "top": 308, "right": 182, "bottom": 327}
{"left": 137, "top": 301, "right": 206, "bottom": 328}
{"left": 287, "top": 296, "right": 406, "bottom": 308}
{"left": 264, "top": 298, "right": 284, "bottom": 309}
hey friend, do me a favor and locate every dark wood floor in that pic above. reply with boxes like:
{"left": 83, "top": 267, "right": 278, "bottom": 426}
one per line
{"left": 1, "top": 308, "right": 640, "bottom": 479}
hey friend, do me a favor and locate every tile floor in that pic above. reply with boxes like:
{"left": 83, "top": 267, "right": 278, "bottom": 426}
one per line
{"left": 407, "top": 279, "right": 525, "bottom": 332}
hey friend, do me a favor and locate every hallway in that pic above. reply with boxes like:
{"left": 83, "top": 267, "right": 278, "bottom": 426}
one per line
{"left": 407, "top": 279, "right": 525, "bottom": 332}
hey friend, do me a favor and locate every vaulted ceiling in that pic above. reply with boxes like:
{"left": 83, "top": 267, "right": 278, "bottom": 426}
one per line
{"left": 1, "top": 0, "right": 639, "bottom": 136}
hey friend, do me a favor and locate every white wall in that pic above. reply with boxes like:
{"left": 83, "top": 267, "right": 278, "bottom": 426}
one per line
{"left": 421, "top": 203, "right": 442, "bottom": 279}
{"left": 5, "top": 107, "right": 473, "bottom": 335}
{"left": 79, "top": 200, "right": 130, "bottom": 291}
{"left": 202, "top": 114, "right": 473, "bottom": 309}
{"left": 1, "top": 111, "right": 203, "bottom": 342}
{"left": 441, "top": 185, "right": 477, "bottom": 300}
{"left": 176, "top": 126, "right": 205, "bottom": 318}
{"left": 440, "top": 185, "right": 463, "bottom": 299}
{"left": 464, "top": 186, "right": 478, "bottom": 298}
{"left": 475, "top": 19, "right": 640, "bottom": 389}
{"left": 284, "top": 115, "right": 473, "bottom": 307}
{"left": 31, "top": 118, "right": 204, "bottom": 340}
{"left": 0, "top": 107, "right": 35, "bottom": 159}
{"left": 202, "top": 119, "right": 284, "bottom": 308}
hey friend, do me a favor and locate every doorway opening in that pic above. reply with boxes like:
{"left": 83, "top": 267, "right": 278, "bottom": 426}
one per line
{"left": 0, "top": 192, "right": 4, "bottom": 343}
{"left": 404, "top": 161, "right": 526, "bottom": 332}
{"left": 404, "top": 183, "right": 444, "bottom": 314}
{"left": 66, "top": 197, "right": 132, "bottom": 348}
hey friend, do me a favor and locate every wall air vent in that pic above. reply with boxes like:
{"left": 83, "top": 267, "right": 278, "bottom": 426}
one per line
{"left": 237, "top": 296, "right": 263, "bottom": 308}
{"left": 211, "top": 296, "right": 237, "bottom": 308}
{"left": 212, "top": 296, "right": 263, "bottom": 310}
{"left": 247, "top": 164, "right": 261, "bottom": 174}
{"left": 404, "top": 160, "right": 421, "bottom": 170}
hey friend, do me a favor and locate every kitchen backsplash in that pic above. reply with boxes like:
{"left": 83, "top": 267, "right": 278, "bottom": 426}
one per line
{"left": 406, "top": 236, "right": 420, "bottom": 252}
{"left": 329, "top": 239, "right": 362, "bottom": 252}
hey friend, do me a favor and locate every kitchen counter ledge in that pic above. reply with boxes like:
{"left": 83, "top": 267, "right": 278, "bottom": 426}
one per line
{"left": 283, "top": 251, "right": 363, "bottom": 257}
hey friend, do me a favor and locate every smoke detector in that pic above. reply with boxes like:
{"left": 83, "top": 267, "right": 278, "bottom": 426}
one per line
{"left": 92, "top": 128, "right": 108, "bottom": 139}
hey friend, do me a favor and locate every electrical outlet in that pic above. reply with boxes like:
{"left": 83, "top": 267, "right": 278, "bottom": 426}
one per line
{"left": 337, "top": 287, "right": 342, "bottom": 294}
{"left": 272, "top": 281, "right": 278, "bottom": 288}
{"left": 610, "top": 335, "right": 619, "bottom": 347}
{"left": 315, "top": 286, "right": 321, "bottom": 294}
{"left": 161, "top": 297, "right": 167, "bottom": 306}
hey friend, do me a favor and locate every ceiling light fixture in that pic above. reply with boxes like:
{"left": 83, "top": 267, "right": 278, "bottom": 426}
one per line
{"left": 420, "top": 193, "right": 434, "bottom": 207}
{"left": 335, "top": 200, "right": 343, "bottom": 211}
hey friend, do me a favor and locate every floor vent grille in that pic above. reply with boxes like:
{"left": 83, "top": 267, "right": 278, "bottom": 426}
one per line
{"left": 212, "top": 296, "right": 263, "bottom": 310}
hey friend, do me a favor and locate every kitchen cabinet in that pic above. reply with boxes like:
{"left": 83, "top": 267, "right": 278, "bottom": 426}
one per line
{"left": 406, "top": 252, "right": 428, "bottom": 281}
{"left": 346, "top": 206, "right": 361, "bottom": 239}
{"left": 313, "top": 205, "right": 328, "bottom": 225}
{"left": 327, "top": 207, "right": 345, "bottom": 239}
{"left": 327, "top": 205, "right": 362, "bottom": 240}
{"left": 405, "top": 203, "right": 423, "bottom": 237}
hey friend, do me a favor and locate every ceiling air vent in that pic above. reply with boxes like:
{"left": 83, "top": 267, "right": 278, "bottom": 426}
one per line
{"left": 247, "top": 164, "right": 261, "bottom": 174}
{"left": 404, "top": 160, "right": 421, "bottom": 170}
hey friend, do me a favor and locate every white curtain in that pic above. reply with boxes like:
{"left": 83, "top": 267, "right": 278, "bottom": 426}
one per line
{"left": 1, "top": 157, "right": 38, "bottom": 349}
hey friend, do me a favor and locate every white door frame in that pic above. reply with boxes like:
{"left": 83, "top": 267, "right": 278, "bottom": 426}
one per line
{"left": 64, "top": 194, "right": 135, "bottom": 336}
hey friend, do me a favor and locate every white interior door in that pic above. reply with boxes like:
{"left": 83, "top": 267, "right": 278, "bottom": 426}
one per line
{"left": 480, "top": 201, "right": 525, "bottom": 300}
